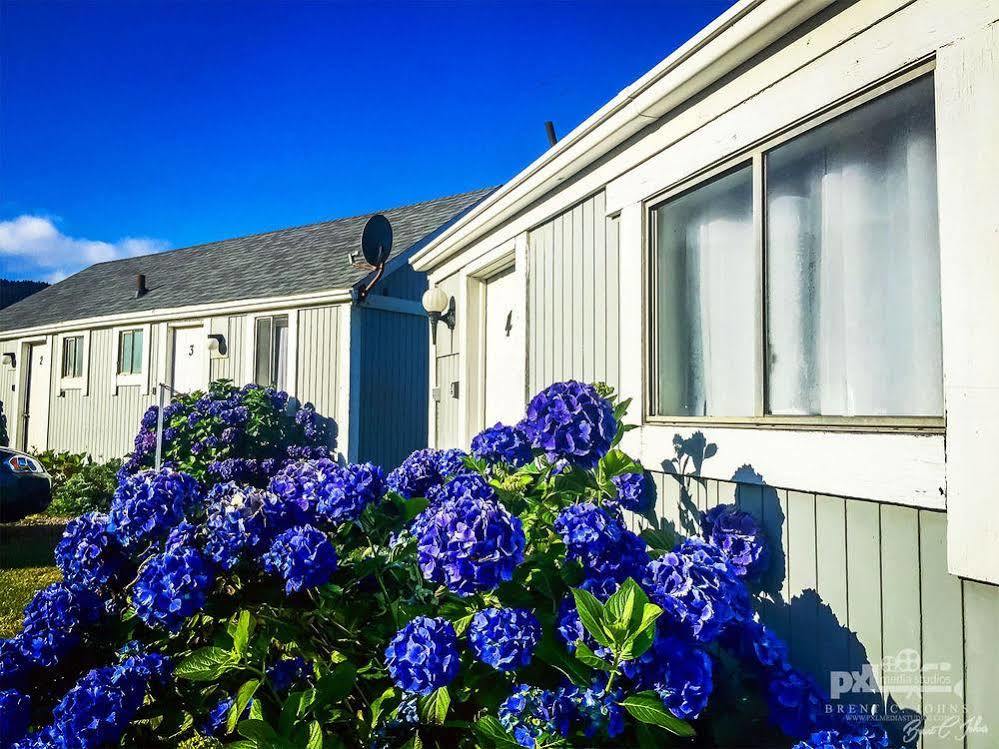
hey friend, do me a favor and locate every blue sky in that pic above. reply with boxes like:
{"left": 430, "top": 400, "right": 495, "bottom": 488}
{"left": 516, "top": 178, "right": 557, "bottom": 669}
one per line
{"left": 0, "top": 0, "right": 733, "bottom": 283}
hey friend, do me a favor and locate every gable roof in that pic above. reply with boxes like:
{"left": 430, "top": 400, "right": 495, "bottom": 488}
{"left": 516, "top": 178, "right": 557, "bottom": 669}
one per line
{"left": 1, "top": 188, "right": 493, "bottom": 334}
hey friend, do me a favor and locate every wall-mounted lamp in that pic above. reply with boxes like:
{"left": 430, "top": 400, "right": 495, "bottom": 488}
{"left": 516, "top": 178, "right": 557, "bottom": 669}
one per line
{"left": 421, "top": 287, "right": 456, "bottom": 346}
{"left": 206, "top": 334, "right": 228, "bottom": 356}
{"left": 1, "top": 353, "right": 15, "bottom": 369}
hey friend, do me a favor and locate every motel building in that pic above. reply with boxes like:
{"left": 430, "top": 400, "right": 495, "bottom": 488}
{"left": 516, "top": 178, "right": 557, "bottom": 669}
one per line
{"left": 410, "top": 1, "right": 999, "bottom": 746}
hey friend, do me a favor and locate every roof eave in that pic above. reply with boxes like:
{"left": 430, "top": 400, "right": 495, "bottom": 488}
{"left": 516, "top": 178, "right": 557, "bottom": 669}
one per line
{"left": 0, "top": 287, "right": 355, "bottom": 340}
{"left": 409, "top": 0, "right": 834, "bottom": 273}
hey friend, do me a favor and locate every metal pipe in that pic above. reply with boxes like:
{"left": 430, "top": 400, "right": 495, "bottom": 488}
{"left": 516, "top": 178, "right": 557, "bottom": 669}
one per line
{"left": 545, "top": 121, "right": 558, "bottom": 147}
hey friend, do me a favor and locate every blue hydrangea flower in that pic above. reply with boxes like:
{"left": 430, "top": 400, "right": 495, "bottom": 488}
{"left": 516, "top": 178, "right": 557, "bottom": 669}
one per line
{"left": 268, "top": 458, "right": 341, "bottom": 522}
{"left": 384, "top": 616, "right": 460, "bottom": 695}
{"left": 499, "top": 684, "right": 573, "bottom": 748}
{"left": 730, "top": 618, "right": 790, "bottom": 673}
{"left": 409, "top": 473, "right": 498, "bottom": 541}
{"left": 133, "top": 546, "right": 215, "bottom": 631}
{"left": 267, "top": 657, "right": 311, "bottom": 693}
{"left": 554, "top": 503, "right": 648, "bottom": 583}
{"left": 47, "top": 664, "right": 148, "bottom": 749}
{"left": 262, "top": 525, "right": 338, "bottom": 594}
{"left": 417, "top": 492, "right": 525, "bottom": 597}
{"left": 621, "top": 627, "right": 712, "bottom": 716}
{"left": 164, "top": 520, "right": 201, "bottom": 551}
{"left": 386, "top": 448, "right": 469, "bottom": 498}
{"left": 201, "top": 696, "right": 233, "bottom": 737}
{"left": 116, "top": 641, "right": 173, "bottom": 688}
{"left": 0, "top": 689, "right": 31, "bottom": 745}
{"left": 519, "top": 381, "right": 616, "bottom": 469}
{"left": 0, "top": 638, "right": 30, "bottom": 689}
{"left": 370, "top": 695, "right": 420, "bottom": 749}
{"left": 702, "top": 504, "right": 770, "bottom": 580}
{"left": 108, "top": 468, "right": 200, "bottom": 550}
{"left": 562, "top": 680, "right": 625, "bottom": 739}
{"left": 471, "top": 423, "right": 533, "bottom": 467}
{"left": 639, "top": 635, "right": 713, "bottom": 720}
{"left": 468, "top": 608, "right": 541, "bottom": 671}
{"left": 202, "top": 483, "right": 271, "bottom": 570}
{"left": 767, "top": 666, "right": 829, "bottom": 739}
{"left": 610, "top": 472, "right": 655, "bottom": 514}
{"left": 55, "top": 512, "right": 127, "bottom": 593}
{"left": 434, "top": 448, "right": 469, "bottom": 479}
{"left": 641, "top": 538, "right": 749, "bottom": 643}
{"left": 19, "top": 583, "right": 101, "bottom": 667}
{"left": 793, "top": 726, "right": 891, "bottom": 749}
{"left": 318, "top": 462, "right": 386, "bottom": 524}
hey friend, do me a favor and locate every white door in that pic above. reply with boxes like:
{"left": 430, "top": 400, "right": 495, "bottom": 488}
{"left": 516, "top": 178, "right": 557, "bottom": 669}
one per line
{"left": 483, "top": 269, "right": 522, "bottom": 426}
{"left": 171, "top": 327, "right": 205, "bottom": 394}
{"left": 24, "top": 342, "right": 51, "bottom": 452}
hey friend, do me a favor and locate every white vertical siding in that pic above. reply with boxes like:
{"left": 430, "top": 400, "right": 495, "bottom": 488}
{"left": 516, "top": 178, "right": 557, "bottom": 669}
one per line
{"left": 527, "top": 191, "right": 620, "bottom": 395}
{"left": 296, "top": 305, "right": 342, "bottom": 449}
{"left": 209, "top": 314, "right": 245, "bottom": 384}
{"left": 45, "top": 326, "right": 161, "bottom": 460}
{"left": 640, "top": 473, "right": 999, "bottom": 748}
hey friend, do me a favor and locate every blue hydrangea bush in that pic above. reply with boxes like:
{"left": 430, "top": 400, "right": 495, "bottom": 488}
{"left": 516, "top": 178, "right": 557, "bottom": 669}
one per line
{"left": 0, "top": 380, "right": 891, "bottom": 749}
{"left": 123, "top": 379, "right": 331, "bottom": 485}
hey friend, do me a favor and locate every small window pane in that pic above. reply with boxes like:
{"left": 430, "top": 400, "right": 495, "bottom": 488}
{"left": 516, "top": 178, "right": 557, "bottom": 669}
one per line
{"left": 652, "top": 165, "right": 757, "bottom": 416}
{"left": 119, "top": 332, "right": 133, "bottom": 374}
{"left": 62, "top": 337, "right": 82, "bottom": 378}
{"left": 131, "top": 331, "right": 143, "bottom": 375}
{"left": 765, "top": 76, "right": 942, "bottom": 417}
{"left": 254, "top": 317, "right": 273, "bottom": 386}
{"left": 273, "top": 317, "right": 289, "bottom": 392}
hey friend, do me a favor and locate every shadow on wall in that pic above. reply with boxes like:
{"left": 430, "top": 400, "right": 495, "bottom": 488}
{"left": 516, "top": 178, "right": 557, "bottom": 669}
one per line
{"left": 653, "top": 432, "right": 923, "bottom": 748}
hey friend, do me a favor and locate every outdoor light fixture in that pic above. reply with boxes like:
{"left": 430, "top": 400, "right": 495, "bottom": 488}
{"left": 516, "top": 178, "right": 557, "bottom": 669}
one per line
{"left": 206, "top": 334, "right": 227, "bottom": 356}
{"left": 422, "top": 286, "right": 455, "bottom": 346}
{"left": 1, "top": 352, "right": 15, "bottom": 369}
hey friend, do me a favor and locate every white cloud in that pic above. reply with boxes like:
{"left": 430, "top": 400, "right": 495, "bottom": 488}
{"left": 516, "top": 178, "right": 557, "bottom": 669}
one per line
{"left": 0, "top": 215, "right": 169, "bottom": 282}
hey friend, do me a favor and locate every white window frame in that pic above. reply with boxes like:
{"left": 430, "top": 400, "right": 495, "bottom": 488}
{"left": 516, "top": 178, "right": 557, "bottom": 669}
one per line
{"left": 57, "top": 331, "right": 90, "bottom": 394}
{"left": 643, "top": 63, "right": 942, "bottom": 435}
{"left": 244, "top": 310, "right": 298, "bottom": 395}
{"left": 113, "top": 324, "right": 151, "bottom": 392}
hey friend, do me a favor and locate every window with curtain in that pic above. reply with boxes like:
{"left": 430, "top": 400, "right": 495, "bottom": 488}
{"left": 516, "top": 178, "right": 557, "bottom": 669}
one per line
{"left": 765, "top": 76, "right": 942, "bottom": 417}
{"left": 254, "top": 315, "right": 289, "bottom": 390}
{"left": 652, "top": 165, "right": 757, "bottom": 417}
{"left": 650, "top": 73, "right": 942, "bottom": 422}
{"left": 62, "top": 336, "right": 83, "bottom": 378}
{"left": 117, "top": 329, "right": 143, "bottom": 376}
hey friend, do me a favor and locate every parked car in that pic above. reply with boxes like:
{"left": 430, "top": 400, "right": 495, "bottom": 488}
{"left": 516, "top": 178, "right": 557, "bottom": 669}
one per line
{"left": 0, "top": 447, "right": 52, "bottom": 523}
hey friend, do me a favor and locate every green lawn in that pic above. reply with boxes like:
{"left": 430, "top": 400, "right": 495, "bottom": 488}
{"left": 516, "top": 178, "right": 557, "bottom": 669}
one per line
{"left": 0, "top": 515, "right": 66, "bottom": 637}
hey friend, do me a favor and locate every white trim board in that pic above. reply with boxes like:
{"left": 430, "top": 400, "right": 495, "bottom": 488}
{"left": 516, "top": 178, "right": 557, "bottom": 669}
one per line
{"left": 637, "top": 424, "right": 946, "bottom": 511}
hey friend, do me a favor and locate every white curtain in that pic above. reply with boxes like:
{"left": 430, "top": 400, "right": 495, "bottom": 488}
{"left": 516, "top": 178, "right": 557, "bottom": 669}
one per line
{"left": 656, "top": 167, "right": 756, "bottom": 416}
{"left": 766, "top": 77, "right": 943, "bottom": 417}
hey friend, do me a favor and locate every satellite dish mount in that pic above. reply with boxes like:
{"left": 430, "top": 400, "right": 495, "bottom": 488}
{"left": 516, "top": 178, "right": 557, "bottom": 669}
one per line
{"left": 354, "top": 214, "right": 393, "bottom": 303}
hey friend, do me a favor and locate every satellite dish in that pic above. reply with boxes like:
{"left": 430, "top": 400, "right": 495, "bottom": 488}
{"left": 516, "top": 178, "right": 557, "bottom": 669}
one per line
{"left": 361, "top": 214, "right": 393, "bottom": 267}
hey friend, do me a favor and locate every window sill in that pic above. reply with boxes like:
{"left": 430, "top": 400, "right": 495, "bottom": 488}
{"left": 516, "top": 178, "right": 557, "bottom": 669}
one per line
{"left": 59, "top": 379, "right": 84, "bottom": 392}
{"left": 644, "top": 415, "right": 945, "bottom": 435}
{"left": 634, "top": 421, "right": 946, "bottom": 510}
{"left": 115, "top": 374, "right": 145, "bottom": 388}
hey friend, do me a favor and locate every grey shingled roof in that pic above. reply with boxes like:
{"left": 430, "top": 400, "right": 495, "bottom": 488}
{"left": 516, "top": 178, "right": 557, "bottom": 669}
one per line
{"left": 0, "top": 188, "right": 493, "bottom": 332}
